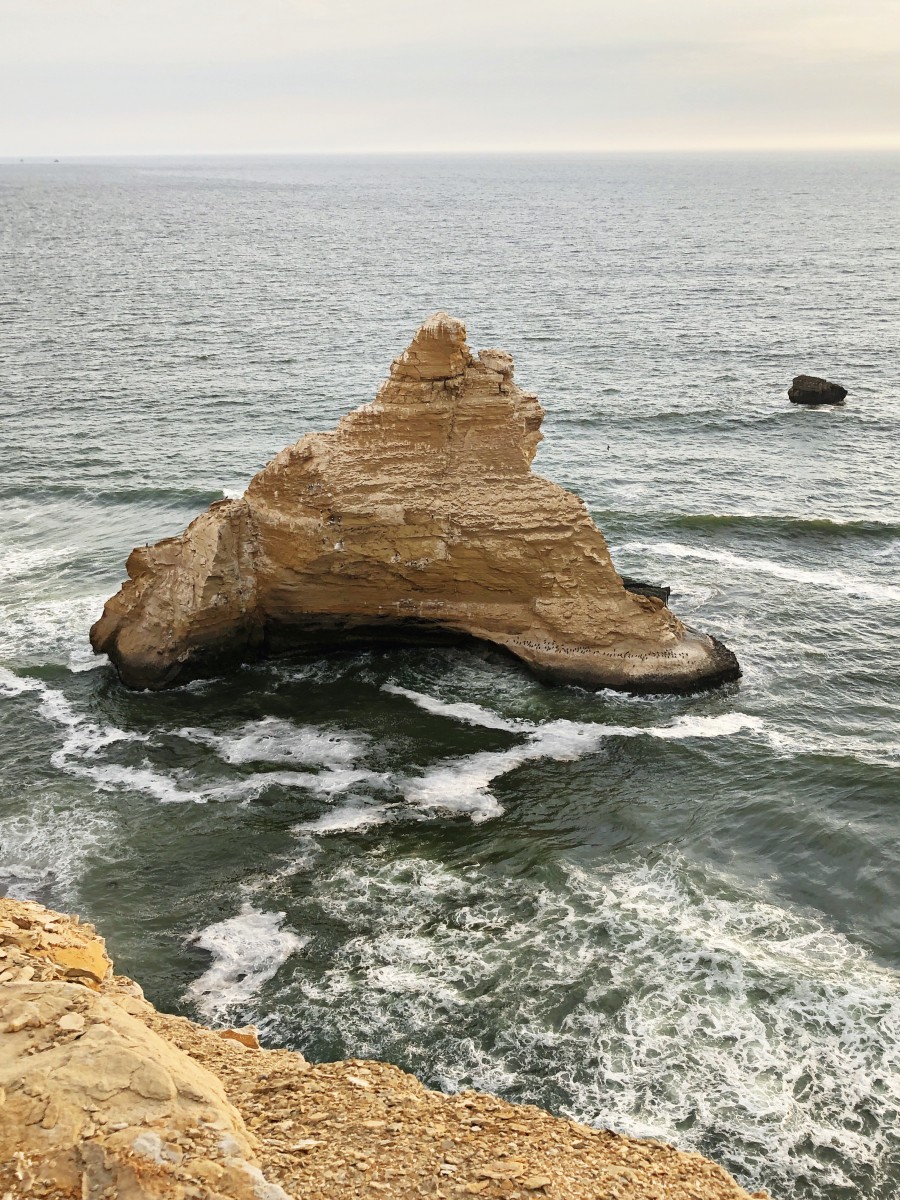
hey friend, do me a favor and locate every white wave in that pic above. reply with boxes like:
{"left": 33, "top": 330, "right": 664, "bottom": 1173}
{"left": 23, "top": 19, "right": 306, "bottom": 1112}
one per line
{"left": 69, "top": 648, "right": 108, "bottom": 673}
{"left": 0, "top": 593, "right": 106, "bottom": 668}
{"left": 0, "top": 668, "right": 139, "bottom": 759}
{"left": 303, "top": 850, "right": 900, "bottom": 1198}
{"left": 2, "top": 671, "right": 381, "bottom": 806}
{"left": 0, "top": 544, "right": 76, "bottom": 583}
{"left": 0, "top": 793, "right": 116, "bottom": 904}
{"left": 186, "top": 903, "right": 306, "bottom": 1018}
{"left": 297, "top": 803, "right": 391, "bottom": 834}
{"left": 399, "top": 720, "right": 606, "bottom": 822}
{"left": 0, "top": 671, "right": 220, "bottom": 804}
{"left": 650, "top": 712, "right": 764, "bottom": 739}
{"left": 872, "top": 537, "right": 900, "bottom": 565}
{"left": 382, "top": 684, "right": 526, "bottom": 732}
{"left": 74, "top": 762, "right": 381, "bottom": 806}
{"left": 767, "top": 726, "right": 900, "bottom": 770}
{"left": 389, "top": 686, "right": 764, "bottom": 821}
{"left": 0, "top": 666, "right": 41, "bottom": 697}
{"left": 181, "top": 717, "right": 368, "bottom": 769}
{"left": 618, "top": 540, "right": 900, "bottom": 603}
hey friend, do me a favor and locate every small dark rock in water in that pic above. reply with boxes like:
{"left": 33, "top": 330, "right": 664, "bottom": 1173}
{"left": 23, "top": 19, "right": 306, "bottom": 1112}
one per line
{"left": 788, "top": 375, "right": 848, "bottom": 406}
{"left": 621, "top": 576, "right": 671, "bottom": 605}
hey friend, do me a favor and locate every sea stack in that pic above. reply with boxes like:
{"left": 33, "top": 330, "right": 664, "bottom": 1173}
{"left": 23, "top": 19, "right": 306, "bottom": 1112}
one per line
{"left": 91, "top": 314, "right": 740, "bottom": 694}
{"left": 788, "top": 374, "right": 848, "bottom": 405}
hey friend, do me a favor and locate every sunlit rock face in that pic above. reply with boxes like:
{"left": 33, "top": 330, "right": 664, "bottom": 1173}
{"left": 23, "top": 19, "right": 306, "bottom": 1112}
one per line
{"left": 0, "top": 898, "right": 284, "bottom": 1200}
{"left": 91, "top": 313, "right": 739, "bottom": 694}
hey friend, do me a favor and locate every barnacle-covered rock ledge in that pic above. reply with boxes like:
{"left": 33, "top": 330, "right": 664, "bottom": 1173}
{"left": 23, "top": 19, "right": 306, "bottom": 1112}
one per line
{"left": 0, "top": 897, "right": 765, "bottom": 1199}
{"left": 91, "top": 314, "right": 740, "bottom": 694}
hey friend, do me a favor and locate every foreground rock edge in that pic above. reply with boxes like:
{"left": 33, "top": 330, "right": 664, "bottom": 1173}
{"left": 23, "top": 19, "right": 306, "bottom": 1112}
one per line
{"left": 0, "top": 897, "right": 767, "bottom": 1200}
{"left": 91, "top": 312, "right": 740, "bottom": 695}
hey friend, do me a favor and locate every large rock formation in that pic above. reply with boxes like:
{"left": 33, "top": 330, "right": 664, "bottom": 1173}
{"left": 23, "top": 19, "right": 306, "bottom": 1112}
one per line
{"left": 787, "top": 375, "right": 848, "bottom": 405}
{"left": 92, "top": 314, "right": 739, "bottom": 694}
{"left": 0, "top": 898, "right": 764, "bottom": 1200}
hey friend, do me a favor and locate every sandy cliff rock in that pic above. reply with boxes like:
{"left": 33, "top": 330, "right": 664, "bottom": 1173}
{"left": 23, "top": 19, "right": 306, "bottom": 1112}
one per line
{"left": 1, "top": 897, "right": 764, "bottom": 1200}
{"left": 91, "top": 314, "right": 739, "bottom": 694}
{"left": 0, "top": 900, "right": 288, "bottom": 1200}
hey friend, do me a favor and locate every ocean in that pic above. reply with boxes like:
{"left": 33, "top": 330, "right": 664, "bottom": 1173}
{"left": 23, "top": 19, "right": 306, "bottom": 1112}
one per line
{"left": 1, "top": 152, "right": 898, "bottom": 1199}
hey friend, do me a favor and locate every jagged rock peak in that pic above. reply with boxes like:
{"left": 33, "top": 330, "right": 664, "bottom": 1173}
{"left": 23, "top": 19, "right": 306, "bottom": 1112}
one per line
{"left": 391, "top": 311, "right": 472, "bottom": 380}
{"left": 91, "top": 313, "right": 740, "bottom": 694}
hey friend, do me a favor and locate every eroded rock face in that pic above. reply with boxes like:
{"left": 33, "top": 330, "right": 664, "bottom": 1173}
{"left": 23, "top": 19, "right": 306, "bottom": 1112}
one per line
{"left": 92, "top": 313, "right": 740, "bottom": 694}
{"left": 788, "top": 375, "right": 848, "bottom": 405}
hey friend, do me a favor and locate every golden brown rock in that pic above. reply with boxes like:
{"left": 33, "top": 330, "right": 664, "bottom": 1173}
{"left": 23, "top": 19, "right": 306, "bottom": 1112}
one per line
{"left": 218, "top": 1025, "right": 262, "bottom": 1050}
{"left": 0, "top": 898, "right": 111, "bottom": 989}
{"left": 0, "top": 897, "right": 761, "bottom": 1200}
{"left": 91, "top": 313, "right": 739, "bottom": 693}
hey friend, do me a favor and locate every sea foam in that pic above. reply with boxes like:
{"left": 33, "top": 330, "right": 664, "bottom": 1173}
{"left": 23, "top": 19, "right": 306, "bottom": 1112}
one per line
{"left": 387, "top": 685, "right": 764, "bottom": 821}
{"left": 618, "top": 540, "right": 900, "bottom": 604}
{"left": 181, "top": 717, "right": 369, "bottom": 769}
{"left": 186, "top": 903, "right": 306, "bottom": 1019}
{"left": 298, "top": 849, "right": 900, "bottom": 1198}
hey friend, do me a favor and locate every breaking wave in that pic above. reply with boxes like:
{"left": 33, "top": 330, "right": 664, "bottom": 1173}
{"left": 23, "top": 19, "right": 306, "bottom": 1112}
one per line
{"left": 297, "top": 850, "right": 900, "bottom": 1199}
{"left": 597, "top": 510, "right": 900, "bottom": 540}
{"left": 387, "top": 685, "right": 765, "bottom": 821}
{"left": 618, "top": 541, "right": 900, "bottom": 603}
{"left": 0, "top": 544, "right": 77, "bottom": 583}
{"left": 186, "top": 903, "right": 307, "bottom": 1019}
{"left": 181, "top": 717, "right": 369, "bottom": 769}
{"left": 0, "top": 594, "right": 106, "bottom": 669}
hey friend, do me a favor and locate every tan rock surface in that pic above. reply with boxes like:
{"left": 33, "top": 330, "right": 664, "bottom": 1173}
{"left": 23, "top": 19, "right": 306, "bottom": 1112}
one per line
{"left": 0, "top": 897, "right": 765, "bottom": 1200}
{"left": 91, "top": 313, "right": 739, "bottom": 694}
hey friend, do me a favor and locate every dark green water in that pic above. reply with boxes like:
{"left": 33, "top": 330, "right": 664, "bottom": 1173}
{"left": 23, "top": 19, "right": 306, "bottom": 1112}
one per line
{"left": 1, "top": 153, "right": 899, "bottom": 1199}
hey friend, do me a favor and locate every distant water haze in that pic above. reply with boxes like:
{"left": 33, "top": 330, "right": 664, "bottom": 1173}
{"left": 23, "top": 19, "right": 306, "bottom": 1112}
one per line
{"left": 1, "top": 153, "right": 899, "bottom": 1200}
{"left": 2, "top": 0, "right": 899, "bottom": 154}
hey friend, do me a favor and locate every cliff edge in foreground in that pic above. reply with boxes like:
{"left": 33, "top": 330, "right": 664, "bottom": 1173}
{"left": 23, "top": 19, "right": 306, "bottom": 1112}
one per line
{"left": 92, "top": 314, "right": 739, "bottom": 694}
{"left": 0, "top": 898, "right": 765, "bottom": 1200}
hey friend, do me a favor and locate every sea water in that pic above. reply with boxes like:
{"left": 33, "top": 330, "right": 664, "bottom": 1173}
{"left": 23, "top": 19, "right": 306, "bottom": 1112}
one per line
{"left": 1, "top": 152, "right": 898, "bottom": 1199}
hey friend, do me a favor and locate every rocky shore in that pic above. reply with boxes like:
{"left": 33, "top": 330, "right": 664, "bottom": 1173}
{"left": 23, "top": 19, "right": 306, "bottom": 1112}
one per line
{"left": 91, "top": 313, "right": 739, "bottom": 696}
{"left": 0, "top": 897, "right": 764, "bottom": 1200}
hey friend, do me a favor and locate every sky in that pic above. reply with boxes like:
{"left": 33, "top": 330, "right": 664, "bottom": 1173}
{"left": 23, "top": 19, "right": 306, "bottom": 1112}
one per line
{"left": 2, "top": 0, "right": 899, "bottom": 156}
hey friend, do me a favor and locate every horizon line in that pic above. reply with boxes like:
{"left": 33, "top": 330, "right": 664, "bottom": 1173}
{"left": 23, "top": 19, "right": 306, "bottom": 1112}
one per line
{"left": 4, "top": 142, "right": 900, "bottom": 161}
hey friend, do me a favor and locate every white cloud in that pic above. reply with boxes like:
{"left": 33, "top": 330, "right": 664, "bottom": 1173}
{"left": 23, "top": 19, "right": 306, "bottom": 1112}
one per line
{"left": 2, "top": 0, "right": 899, "bottom": 153}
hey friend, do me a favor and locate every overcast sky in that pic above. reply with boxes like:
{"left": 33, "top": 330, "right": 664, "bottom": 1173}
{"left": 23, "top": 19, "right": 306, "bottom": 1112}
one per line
{"left": 3, "top": 0, "right": 899, "bottom": 155}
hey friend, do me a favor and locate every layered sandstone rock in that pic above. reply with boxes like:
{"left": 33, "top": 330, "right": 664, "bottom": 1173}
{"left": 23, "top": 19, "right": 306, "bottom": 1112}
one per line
{"left": 0, "top": 898, "right": 763, "bottom": 1200}
{"left": 91, "top": 314, "right": 739, "bottom": 694}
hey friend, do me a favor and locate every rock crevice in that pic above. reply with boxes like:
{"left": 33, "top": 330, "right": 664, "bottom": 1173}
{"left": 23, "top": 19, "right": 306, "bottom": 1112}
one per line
{"left": 92, "top": 314, "right": 739, "bottom": 694}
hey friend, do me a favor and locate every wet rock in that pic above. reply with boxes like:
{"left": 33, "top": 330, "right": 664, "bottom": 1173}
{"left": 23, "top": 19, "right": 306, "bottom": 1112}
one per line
{"left": 620, "top": 576, "right": 671, "bottom": 604}
{"left": 788, "top": 375, "right": 848, "bottom": 405}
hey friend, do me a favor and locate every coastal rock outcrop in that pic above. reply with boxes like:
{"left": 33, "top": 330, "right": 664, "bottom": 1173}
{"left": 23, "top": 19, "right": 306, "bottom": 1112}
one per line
{"left": 91, "top": 314, "right": 740, "bottom": 694}
{"left": 0, "top": 900, "right": 288, "bottom": 1200}
{"left": 0, "top": 897, "right": 764, "bottom": 1200}
{"left": 788, "top": 375, "right": 848, "bottom": 405}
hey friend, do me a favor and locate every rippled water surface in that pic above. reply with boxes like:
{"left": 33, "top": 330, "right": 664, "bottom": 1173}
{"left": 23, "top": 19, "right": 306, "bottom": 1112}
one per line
{"left": 1, "top": 153, "right": 899, "bottom": 1199}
